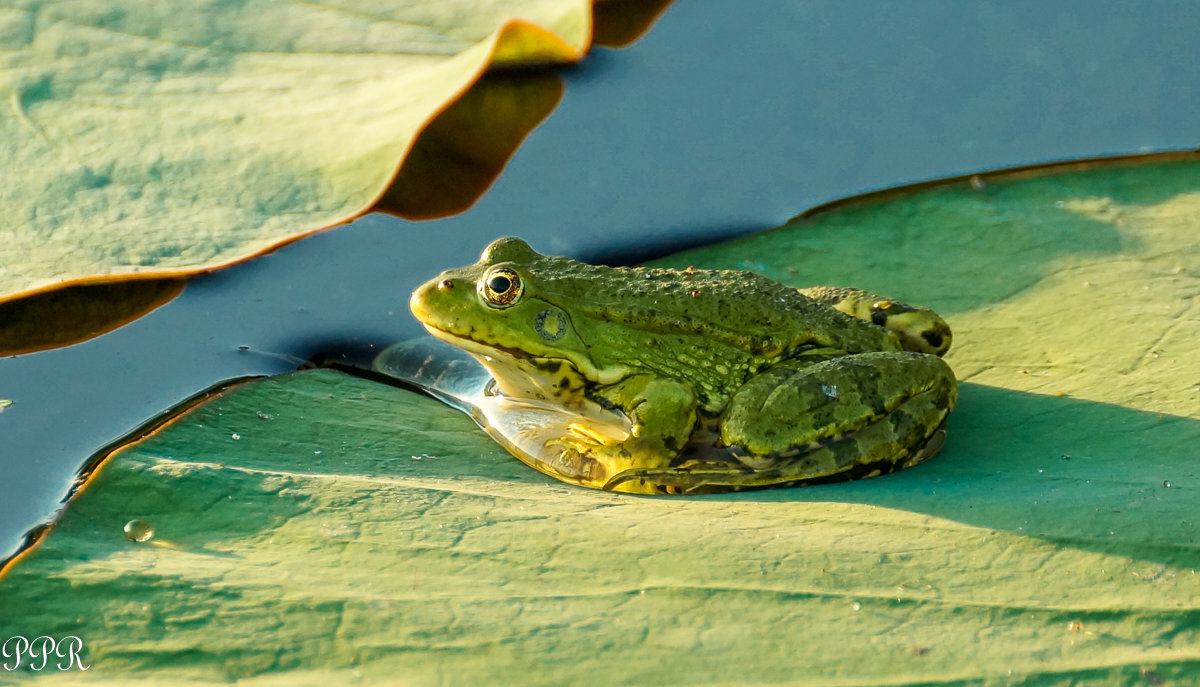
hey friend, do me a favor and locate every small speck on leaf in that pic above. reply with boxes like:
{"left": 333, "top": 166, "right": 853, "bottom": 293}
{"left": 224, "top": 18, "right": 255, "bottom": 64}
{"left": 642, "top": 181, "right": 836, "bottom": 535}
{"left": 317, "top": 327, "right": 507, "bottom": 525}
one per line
{"left": 1140, "top": 668, "right": 1165, "bottom": 686}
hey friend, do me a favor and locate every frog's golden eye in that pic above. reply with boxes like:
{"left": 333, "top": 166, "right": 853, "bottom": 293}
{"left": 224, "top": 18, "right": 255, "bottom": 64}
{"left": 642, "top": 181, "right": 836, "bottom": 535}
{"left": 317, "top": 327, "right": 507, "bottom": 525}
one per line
{"left": 480, "top": 268, "right": 523, "bottom": 307}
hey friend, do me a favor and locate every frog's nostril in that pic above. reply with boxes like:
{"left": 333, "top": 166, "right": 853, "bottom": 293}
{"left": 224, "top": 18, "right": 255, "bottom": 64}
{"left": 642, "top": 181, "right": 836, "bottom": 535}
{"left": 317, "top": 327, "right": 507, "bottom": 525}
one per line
{"left": 438, "top": 279, "right": 454, "bottom": 291}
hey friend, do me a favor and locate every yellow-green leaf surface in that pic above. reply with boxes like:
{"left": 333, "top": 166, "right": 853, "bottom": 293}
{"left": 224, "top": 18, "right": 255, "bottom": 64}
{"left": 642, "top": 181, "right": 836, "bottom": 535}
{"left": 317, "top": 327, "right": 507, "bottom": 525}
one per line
{"left": 3, "top": 154, "right": 1200, "bottom": 685}
{"left": 0, "top": 0, "right": 590, "bottom": 306}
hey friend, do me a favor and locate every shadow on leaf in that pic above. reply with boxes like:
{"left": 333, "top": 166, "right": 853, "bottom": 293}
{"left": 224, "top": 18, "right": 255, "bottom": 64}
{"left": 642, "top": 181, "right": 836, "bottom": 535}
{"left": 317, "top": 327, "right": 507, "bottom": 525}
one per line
{"left": 726, "top": 382, "right": 1200, "bottom": 567}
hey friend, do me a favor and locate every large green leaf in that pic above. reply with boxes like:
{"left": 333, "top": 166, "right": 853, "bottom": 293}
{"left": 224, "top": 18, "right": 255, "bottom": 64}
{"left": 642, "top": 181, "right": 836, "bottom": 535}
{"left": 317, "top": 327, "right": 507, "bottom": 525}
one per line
{"left": 0, "top": 0, "right": 591, "bottom": 306}
{"left": 3, "top": 154, "right": 1199, "bottom": 684}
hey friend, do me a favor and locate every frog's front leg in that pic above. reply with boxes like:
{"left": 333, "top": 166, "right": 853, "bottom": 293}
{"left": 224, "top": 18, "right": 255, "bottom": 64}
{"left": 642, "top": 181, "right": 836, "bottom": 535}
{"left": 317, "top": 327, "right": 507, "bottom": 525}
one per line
{"left": 718, "top": 350, "right": 957, "bottom": 484}
{"left": 546, "top": 374, "right": 699, "bottom": 493}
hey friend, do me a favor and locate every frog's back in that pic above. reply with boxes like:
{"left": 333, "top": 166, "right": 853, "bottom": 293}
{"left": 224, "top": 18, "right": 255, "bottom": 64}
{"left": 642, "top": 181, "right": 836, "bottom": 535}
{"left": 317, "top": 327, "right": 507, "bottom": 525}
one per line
{"left": 530, "top": 258, "right": 898, "bottom": 358}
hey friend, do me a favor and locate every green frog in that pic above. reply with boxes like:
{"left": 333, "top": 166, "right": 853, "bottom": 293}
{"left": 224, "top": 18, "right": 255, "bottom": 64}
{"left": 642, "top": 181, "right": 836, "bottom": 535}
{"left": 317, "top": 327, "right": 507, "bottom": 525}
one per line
{"left": 409, "top": 237, "right": 957, "bottom": 494}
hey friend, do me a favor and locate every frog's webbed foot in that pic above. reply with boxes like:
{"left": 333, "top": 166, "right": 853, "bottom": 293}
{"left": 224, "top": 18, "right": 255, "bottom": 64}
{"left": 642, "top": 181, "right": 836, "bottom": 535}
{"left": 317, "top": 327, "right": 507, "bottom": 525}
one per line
{"left": 537, "top": 424, "right": 626, "bottom": 485}
{"left": 797, "top": 286, "right": 952, "bottom": 356}
{"left": 540, "top": 443, "right": 613, "bottom": 486}
{"left": 540, "top": 437, "right": 681, "bottom": 493}
{"left": 483, "top": 404, "right": 678, "bottom": 491}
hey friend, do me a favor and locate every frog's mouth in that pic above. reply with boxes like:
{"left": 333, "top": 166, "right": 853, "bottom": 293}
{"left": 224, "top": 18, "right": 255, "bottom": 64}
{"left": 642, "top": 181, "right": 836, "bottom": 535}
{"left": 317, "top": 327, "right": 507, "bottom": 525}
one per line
{"left": 419, "top": 323, "right": 533, "bottom": 361}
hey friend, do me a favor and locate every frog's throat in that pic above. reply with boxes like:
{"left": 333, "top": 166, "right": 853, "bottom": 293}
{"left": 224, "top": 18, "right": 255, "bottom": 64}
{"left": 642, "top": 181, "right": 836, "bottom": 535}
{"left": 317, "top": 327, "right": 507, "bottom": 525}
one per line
{"left": 419, "top": 324, "right": 629, "bottom": 386}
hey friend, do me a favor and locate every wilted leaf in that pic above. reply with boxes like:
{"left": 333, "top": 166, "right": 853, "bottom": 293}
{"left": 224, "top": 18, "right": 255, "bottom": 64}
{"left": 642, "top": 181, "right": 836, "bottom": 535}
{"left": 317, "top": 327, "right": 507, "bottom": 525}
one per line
{"left": 3, "top": 153, "right": 1199, "bottom": 684}
{"left": 0, "top": 0, "right": 592, "bottom": 307}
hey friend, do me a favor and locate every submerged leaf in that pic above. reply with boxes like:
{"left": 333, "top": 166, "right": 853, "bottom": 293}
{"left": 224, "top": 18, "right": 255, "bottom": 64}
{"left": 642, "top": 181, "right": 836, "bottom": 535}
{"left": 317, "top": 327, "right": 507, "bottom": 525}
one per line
{"left": 3, "top": 153, "right": 1200, "bottom": 683}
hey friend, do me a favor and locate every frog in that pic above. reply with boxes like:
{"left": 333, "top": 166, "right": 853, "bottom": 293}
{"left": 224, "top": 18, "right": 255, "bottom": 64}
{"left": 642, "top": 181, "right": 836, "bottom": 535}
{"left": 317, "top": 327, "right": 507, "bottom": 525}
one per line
{"left": 409, "top": 237, "right": 957, "bottom": 494}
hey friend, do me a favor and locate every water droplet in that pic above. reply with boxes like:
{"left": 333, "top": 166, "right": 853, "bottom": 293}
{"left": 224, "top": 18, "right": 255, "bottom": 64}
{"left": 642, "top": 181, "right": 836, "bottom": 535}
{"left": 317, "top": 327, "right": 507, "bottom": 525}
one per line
{"left": 123, "top": 519, "right": 154, "bottom": 543}
{"left": 819, "top": 383, "right": 838, "bottom": 399}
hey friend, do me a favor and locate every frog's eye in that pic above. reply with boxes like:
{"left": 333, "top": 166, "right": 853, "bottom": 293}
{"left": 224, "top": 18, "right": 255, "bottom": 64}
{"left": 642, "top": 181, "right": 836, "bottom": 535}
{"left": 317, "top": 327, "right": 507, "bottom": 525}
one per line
{"left": 480, "top": 268, "right": 523, "bottom": 307}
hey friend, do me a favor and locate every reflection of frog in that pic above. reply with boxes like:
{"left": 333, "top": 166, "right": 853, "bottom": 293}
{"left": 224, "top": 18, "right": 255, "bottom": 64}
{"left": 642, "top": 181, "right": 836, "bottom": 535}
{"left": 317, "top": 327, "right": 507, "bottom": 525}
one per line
{"left": 409, "top": 237, "right": 957, "bottom": 494}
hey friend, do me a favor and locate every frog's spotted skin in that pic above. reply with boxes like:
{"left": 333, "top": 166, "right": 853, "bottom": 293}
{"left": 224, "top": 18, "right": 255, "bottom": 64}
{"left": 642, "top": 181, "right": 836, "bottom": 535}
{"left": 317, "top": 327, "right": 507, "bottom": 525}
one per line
{"left": 409, "top": 237, "right": 958, "bottom": 494}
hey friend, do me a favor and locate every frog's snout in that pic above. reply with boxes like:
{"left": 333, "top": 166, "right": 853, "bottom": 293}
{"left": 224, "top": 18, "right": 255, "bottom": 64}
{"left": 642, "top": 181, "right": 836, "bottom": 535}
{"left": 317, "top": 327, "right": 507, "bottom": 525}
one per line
{"left": 409, "top": 278, "right": 442, "bottom": 323}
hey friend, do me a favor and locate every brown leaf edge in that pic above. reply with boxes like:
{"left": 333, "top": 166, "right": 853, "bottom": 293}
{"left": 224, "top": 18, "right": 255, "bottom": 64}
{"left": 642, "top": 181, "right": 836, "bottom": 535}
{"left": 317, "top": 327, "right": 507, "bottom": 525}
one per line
{"left": 382, "top": 0, "right": 682, "bottom": 219}
{"left": 592, "top": 0, "right": 675, "bottom": 48}
{"left": 373, "top": 70, "right": 565, "bottom": 220}
{"left": 0, "top": 279, "right": 185, "bottom": 356}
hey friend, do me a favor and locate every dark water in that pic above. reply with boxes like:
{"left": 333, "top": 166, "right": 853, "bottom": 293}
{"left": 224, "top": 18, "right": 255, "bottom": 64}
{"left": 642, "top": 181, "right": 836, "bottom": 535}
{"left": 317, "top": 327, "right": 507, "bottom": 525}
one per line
{"left": 3, "top": 0, "right": 1200, "bottom": 558}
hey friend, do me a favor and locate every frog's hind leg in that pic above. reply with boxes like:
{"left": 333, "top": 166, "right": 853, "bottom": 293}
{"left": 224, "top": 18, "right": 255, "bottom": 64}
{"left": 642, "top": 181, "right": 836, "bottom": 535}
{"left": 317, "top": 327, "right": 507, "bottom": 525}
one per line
{"left": 797, "top": 286, "right": 952, "bottom": 356}
{"left": 713, "top": 351, "right": 956, "bottom": 491}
